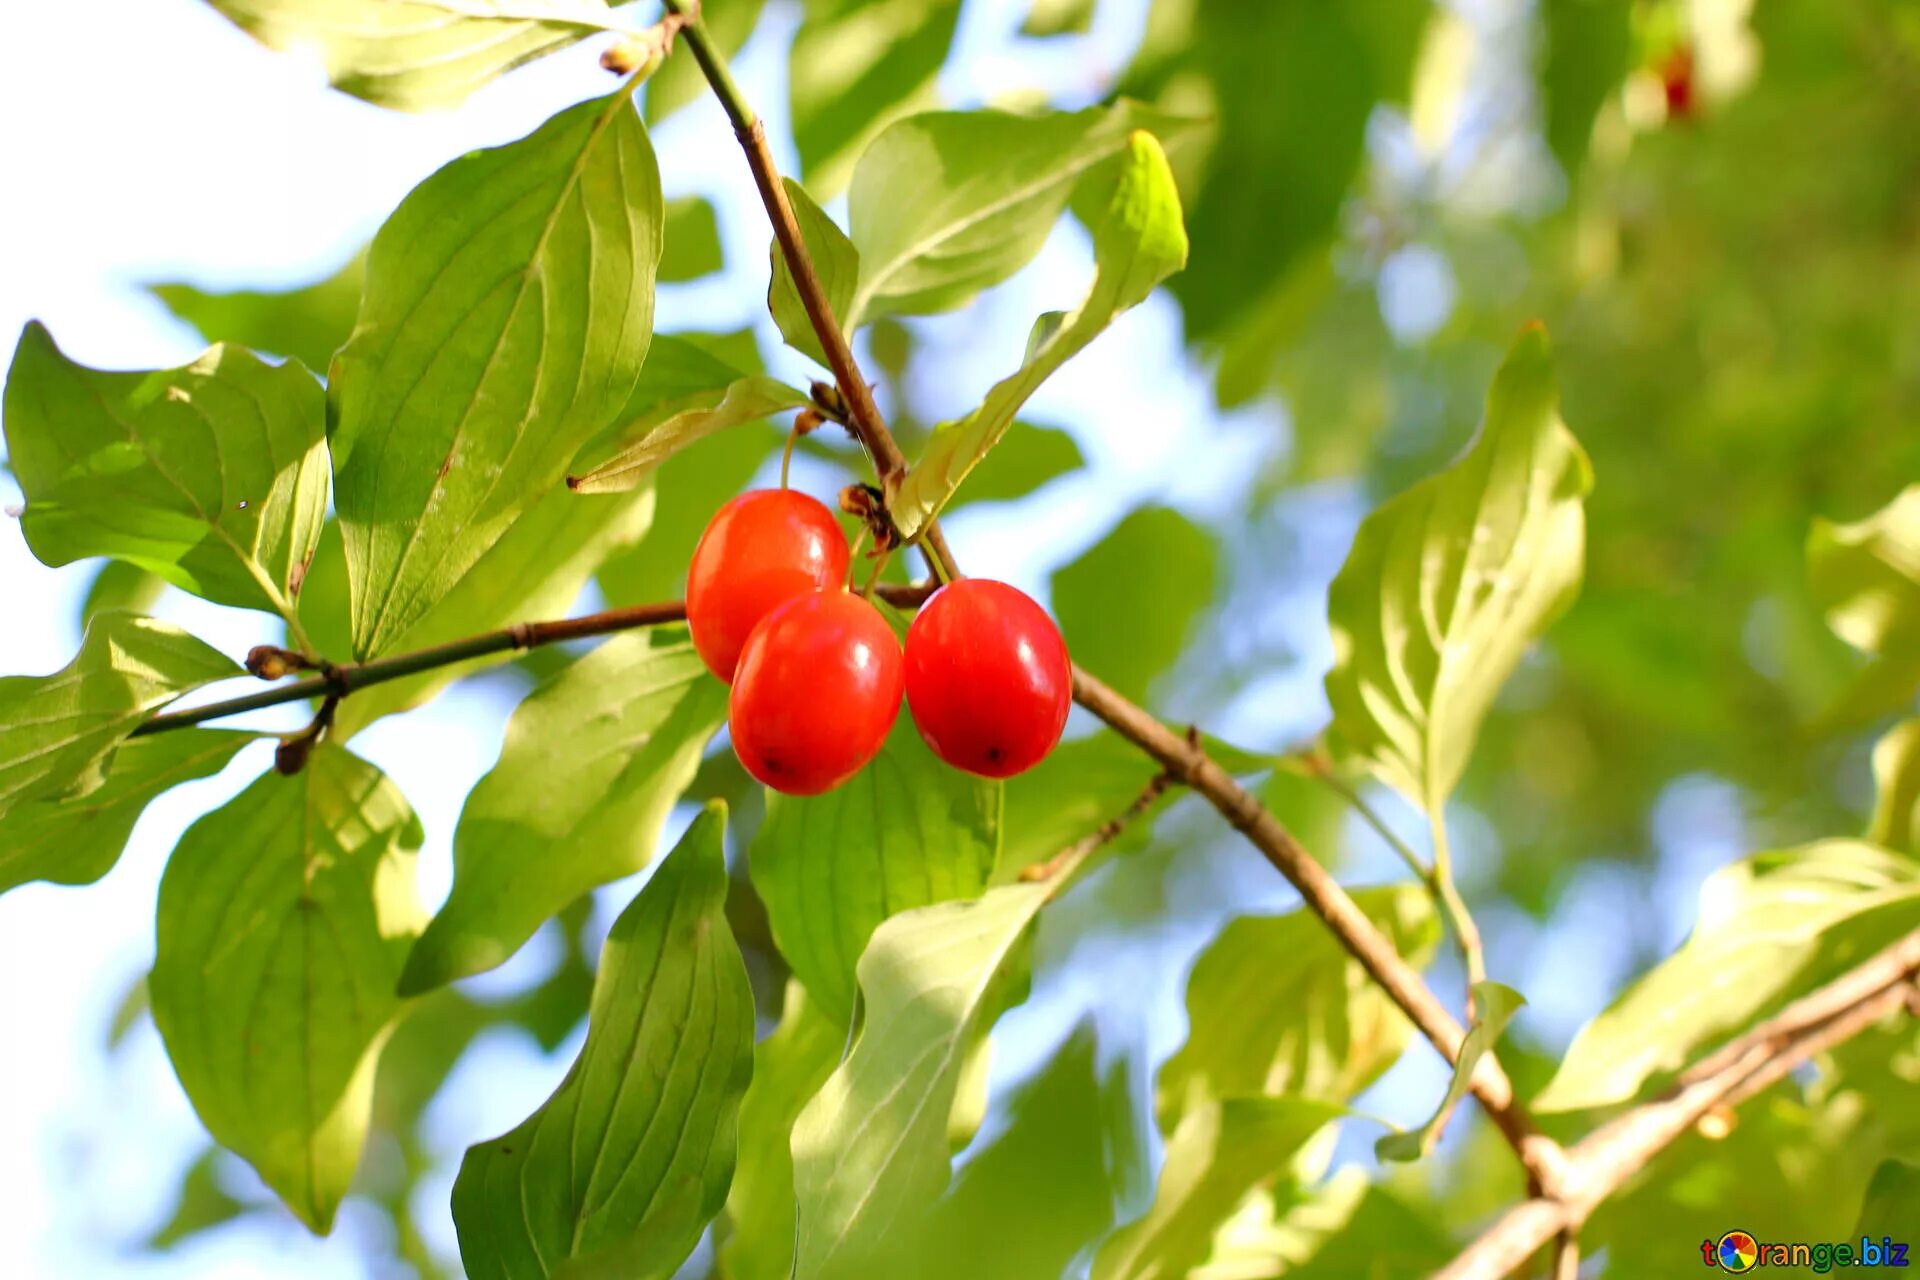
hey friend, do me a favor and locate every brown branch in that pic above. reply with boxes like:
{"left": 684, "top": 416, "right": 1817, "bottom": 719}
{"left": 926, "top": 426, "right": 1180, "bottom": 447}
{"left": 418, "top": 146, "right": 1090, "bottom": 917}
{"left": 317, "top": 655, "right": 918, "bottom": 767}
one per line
{"left": 1435, "top": 927, "right": 1920, "bottom": 1280}
{"left": 1550, "top": 1232, "right": 1580, "bottom": 1280}
{"left": 1069, "top": 666, "right": 1570, "bottom": 1195}
{"left": 132, "top": 584, "right": 936, "bottom": 736}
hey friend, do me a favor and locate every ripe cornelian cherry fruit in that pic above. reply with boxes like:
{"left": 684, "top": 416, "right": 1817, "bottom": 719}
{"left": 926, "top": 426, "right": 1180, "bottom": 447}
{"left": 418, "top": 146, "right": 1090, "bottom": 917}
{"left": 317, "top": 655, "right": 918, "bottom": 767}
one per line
{"left": 686, "top": 488, "right": 850, "bottom": 681}
{"left": 730, "top": 590, "right": 904, "bottom": 795}
{"left": 905, "top": 579, "right": 1070, "bottom": 779}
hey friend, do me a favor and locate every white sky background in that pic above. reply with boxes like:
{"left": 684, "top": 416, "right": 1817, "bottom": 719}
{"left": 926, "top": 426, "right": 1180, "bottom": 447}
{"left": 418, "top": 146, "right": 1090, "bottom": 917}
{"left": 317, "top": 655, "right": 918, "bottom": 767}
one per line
{"left": 0, "top": 1, "right": 1736, "bottom": 1275}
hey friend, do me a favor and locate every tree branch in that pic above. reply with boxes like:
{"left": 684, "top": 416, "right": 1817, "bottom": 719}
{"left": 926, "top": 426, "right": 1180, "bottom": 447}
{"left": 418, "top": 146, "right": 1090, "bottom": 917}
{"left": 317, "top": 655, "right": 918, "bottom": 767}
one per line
{"left": 1435, "top": 927, "right": 1920, "bottom": 1280}
{"left": 1069, "top": 666, "right": 1570, "bottom": 1195}
{"left": 131, "top": 585, "right": 936, "bottom": 737}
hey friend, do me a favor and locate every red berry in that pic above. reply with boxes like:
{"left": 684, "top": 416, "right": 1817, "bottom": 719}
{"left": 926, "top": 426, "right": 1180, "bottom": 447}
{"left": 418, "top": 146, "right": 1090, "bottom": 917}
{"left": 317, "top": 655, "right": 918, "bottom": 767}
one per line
{"left": 730, "top": 590, "right": 903, "bottom": 795}
{"left": 904, "top": 579, "right": 1070, "bottom": 779}
{"left": 686, "top": 489, "right": 850, "bottom": 681}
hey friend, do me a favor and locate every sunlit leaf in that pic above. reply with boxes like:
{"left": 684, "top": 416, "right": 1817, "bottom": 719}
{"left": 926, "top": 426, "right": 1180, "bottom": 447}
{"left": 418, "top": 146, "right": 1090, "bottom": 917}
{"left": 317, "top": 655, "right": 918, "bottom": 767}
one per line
{"left": 202, "top": 0, "right": 631, "bottom": 111}
{"left": 1869, "top": 719, "right": 1920, "bottom": 857}
{"left": 1091, "top": 1097, "right": 1344, "bottom": 1280}
{"left": 1324, "top": 325, "right": 1592, "bottom": 813}
{"left": 721, "top": 983, "right": 846, "bottom": 1280}
{"left": 400, "top": 628, "right": 726, "bottom": 993}
{"left": 1810, "top": 485, "right": 1920, "bottom": 656}
{"left": 1537, "top": 840, "right": 1920, "bottom": 1112}
{"left": 789, "top": 0, "right": 961, "bottom": 196}
{"left": 567, "top": 376, "right": 807, "bottom": 494}
{"left": 750, "top": 719, "right": 1001, "bottom": 1023}
{"left": 891, "top": 130, "right": 1188, "bottom": 538}
{"left": 871, "top": 1023, "right": 1122, "bottom": 1278}
{"left": 1000, "top": 731, "right": 1171, "bottom": 877}
{"left": 846, "top": 102, "right": 1196, "bottom": 330}
{"left": 323, "top": 480, "right": 657, "bottom": 740}
{"left": 947, "top": 421, "right": 1084, "bottom": 506}
{"left": 78, "top": 561, "right": 167, "bottom": 631}
{"left": 1376, "top": 980, "right": 1523, "bottom": 1162}
{"left": 4, "top": 324, "right": 329, "bottom": 619}
{"left": 150, "top": 253, "right": 364, "bottom": 372}
{"left": 770, "top": 178, "right": 859, "bottom": 365}
{"left": 329, "top": 88, "right": 661, "bottom": 657}
{"left": 790, "top": 879, "right": 1052, "bottom": 1278}
{"left": 452, "top": 805, "right": 753, "bottom": 1279}
{"left": 0, "top": 729, "right": 253, "bottom": 895}
{"left": 0, "top": 613, "right": 238, "bottom": 819}
{"left": 1053, "top": 505, "right": 1217, "bottom": 705}
{"left": 1158, "top": 885, "right": 1439, "bottom": 1125}
{"left": 150, "top": 746, "right": 426, "bottom": 1232}
{"left": 661, "top": 195, "right": 725, "bottom": 282}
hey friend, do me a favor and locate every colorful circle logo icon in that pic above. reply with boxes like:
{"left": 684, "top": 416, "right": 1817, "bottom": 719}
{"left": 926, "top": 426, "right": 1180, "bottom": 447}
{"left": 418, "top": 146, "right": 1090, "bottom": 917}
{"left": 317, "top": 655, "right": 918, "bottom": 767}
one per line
{"left": 1717, "top": 1231, "right": 1759, "bottom": 1272}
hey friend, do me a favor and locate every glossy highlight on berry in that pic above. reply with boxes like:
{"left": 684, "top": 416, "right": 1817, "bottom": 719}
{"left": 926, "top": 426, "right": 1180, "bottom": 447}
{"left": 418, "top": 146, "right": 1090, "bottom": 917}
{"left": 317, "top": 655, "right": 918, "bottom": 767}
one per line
{"left": 904, "top": 578, "right": 1071, "bottom": 779}
{"left": 729, "top": 590, "right": 904, "bottom": 795}
{"left": 685, "top": 488, "right": 850, "bottom": 681}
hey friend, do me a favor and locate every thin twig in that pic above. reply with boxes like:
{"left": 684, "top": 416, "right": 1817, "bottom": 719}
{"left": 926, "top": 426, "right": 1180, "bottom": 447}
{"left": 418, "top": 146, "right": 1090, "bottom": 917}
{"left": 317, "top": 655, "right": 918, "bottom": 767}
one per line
{"left": 1429, "top": 812, "right": 1489, "bottom": 1018}
{"left": 1022, "top": 763, "right": 1180, "bottom": 884}
{"left": 131, "top": 586, "right": 937, "bottom": 737}
{"left": 1551, "top": 1231, "right": 1580, "bottom": 1280}
{"left": 1293, "top": 750, "right": 1432, "bottom": 880}
{"left": 1435, "top": 927, "right": 1920, "bottom": 1280}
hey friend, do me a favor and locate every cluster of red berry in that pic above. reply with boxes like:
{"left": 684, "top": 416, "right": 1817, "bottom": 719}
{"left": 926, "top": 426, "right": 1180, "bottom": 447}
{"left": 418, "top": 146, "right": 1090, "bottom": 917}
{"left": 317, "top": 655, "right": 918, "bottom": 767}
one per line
{"left": 685, "top": 489, "right": 1072, "bottom": 795}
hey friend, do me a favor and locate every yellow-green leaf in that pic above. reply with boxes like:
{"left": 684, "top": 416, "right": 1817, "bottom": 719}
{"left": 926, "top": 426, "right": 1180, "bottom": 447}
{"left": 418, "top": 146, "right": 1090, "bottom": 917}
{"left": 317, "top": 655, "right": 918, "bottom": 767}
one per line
{"left": 1324, "top": 324, "right": 1592, "bottom": 811}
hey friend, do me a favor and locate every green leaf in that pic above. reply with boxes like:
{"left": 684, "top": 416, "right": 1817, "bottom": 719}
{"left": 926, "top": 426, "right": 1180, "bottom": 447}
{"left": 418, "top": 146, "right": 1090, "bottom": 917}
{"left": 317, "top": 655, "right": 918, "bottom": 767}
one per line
{"left": 400, "top": 628, "right": 726, "bottom": 993}
{"left": 720, "top": 983, "right": 846, "bottom": 1280}
{"left": 661, "top": 195, "right": 725, "bottom": 283}
{"left": 1021, "top": 0, "right": 1096, "bottom": 37}
{"left": 0, "top": 729, "right": 253, "bottom": 895}
{"left": 452, "top": 804, "right": 754, "bottom": 1280}
{"left": 946, "top": 421, "right": 1084, "bottom": 507}
{"left": 1148, "top": 0, "right": 1429, "bottom": 340}
{"left": 4, "top": 324, "right": 330, "bottom": 619}
{"left": 789, "top": 0, "right": 962, "bottom": 196}
{"left": 1158, "top": 885, "right": 1439, "bottom": 1125}
{"left": 1000, "top": 731, "right": 1171, "bottom": 877}
{"left": 79, "top": 561, "right": 167, "bottom": 630}
{"left": 150, "top": 746, "right": 427, "bottom": 1233}
{"left": 846, "top": 102, "right": 1196, "bottom": 330}
{"left": 646, "top": 0, "right": 766, "bottom": 122}
{"left": 329, "top": 88, "right": 662, "bottom": 658}
{"left": 891, "top": 130, "right": 1189, "bottom": 538}
{"left": 567, "top": 376, "right": 807, "bottom": 494}
{"left": 790, "top": 878, "right": 1052, "bottom": 1278}
{"left": 1869, "top": 719, "right": 1920, "bottom": 857}
{"left": 1856, "top": 1158, "right": 1920, "bottom": 1240}
{"left": 147, "top": 1150, "right": 251, "bottom": 1250}
{"left": 750, "top": 719, "right": 1001, "bottom": 1023}
{"left": 150, "top": 252, "right": 364, "bottom": 371}
{"left": 1091, "top": 1097, "right": 1344, "bottom": 1280}
{"left": 0, "top": 613, "right": 238, "bottom": 816}
{"left": 1537, "top": 840, "right": 1920, "bottom": 1112}
{"left": 870, "top": 1023, "right": 1122, "bottom": 1279}
{"left": 1540, "top": 0, "right": 1632, "bottom": 176}
{"left": 1053, "top": 505, "right": 1218, "bottom": 705}
{"left": 1376, "top": 980, "right": 1524, "bottom": 1162}
{"left": 1810, "top": 484, "right": 1920, "bottom": 655}
{"left": 1324, "top": 325, "right": 1592, "bottom": 813}
{"left": 770, "top": 179, "right": 859, "bottom": 365}
{"left": 201, "top": 0, "right": 629, "bottom": 111}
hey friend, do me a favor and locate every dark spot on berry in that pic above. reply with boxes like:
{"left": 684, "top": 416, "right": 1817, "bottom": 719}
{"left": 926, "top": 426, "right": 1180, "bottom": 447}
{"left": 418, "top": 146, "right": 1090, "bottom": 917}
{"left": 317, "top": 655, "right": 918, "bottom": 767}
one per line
{"left": 986, "top": 746, "right": 1003, "bottom": 763}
